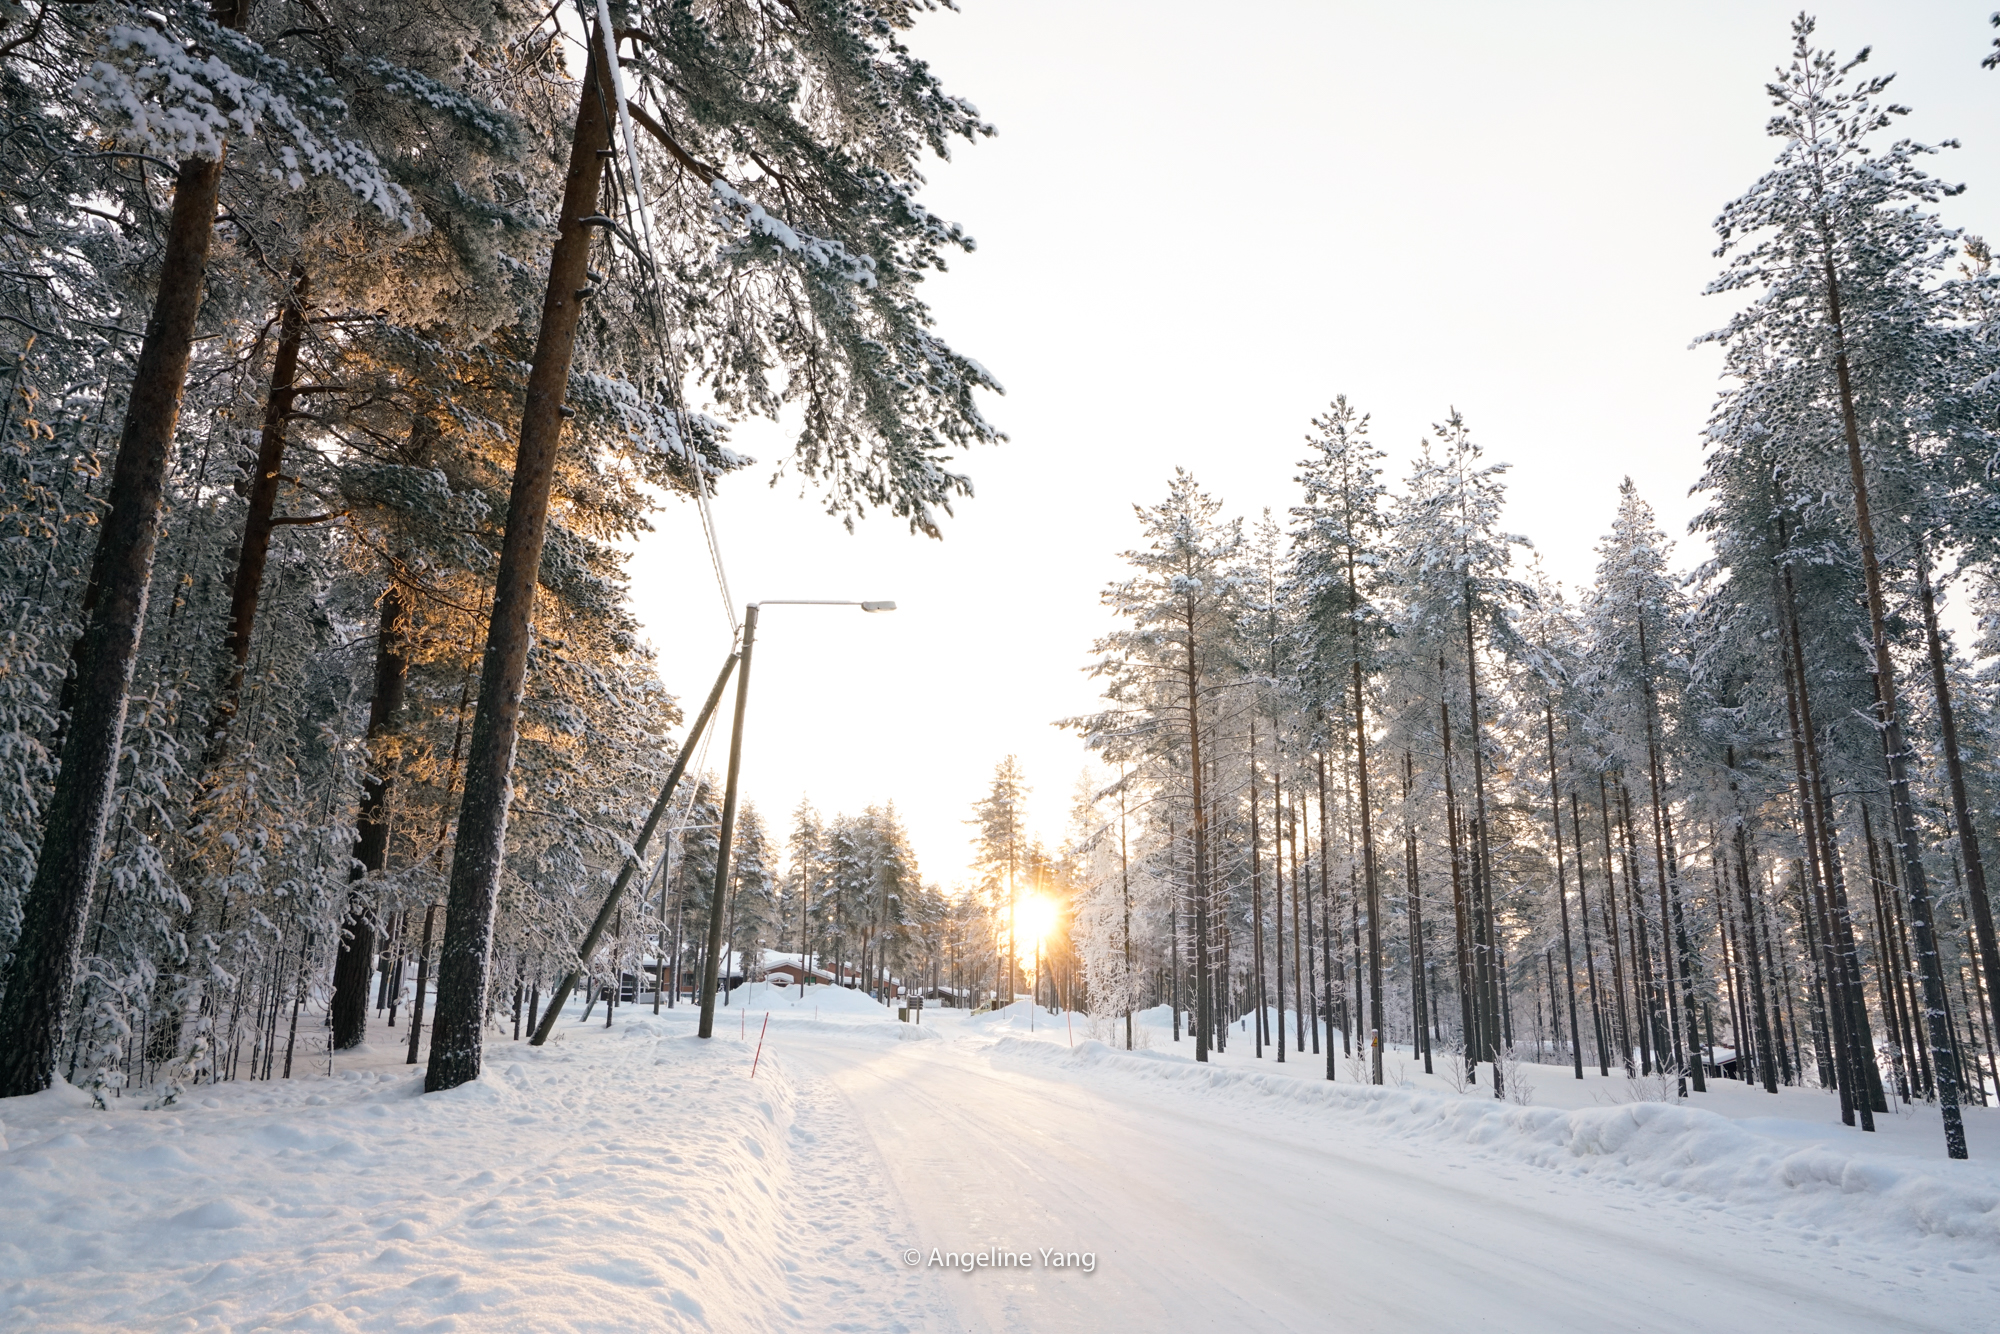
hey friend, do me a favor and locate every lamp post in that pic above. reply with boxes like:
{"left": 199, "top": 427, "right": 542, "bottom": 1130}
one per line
{"left": 698, "top": 599, "right": 895, "bottom": 1038}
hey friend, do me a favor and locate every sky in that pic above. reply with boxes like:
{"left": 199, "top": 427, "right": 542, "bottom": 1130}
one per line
{"left": 622, "top": 1, "right": 2000, "bottom": 892}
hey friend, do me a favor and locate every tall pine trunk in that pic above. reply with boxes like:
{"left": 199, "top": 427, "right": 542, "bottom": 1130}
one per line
{"left": 1596, "top": 779, "right": 1635, "bottom": 1076}
{"left": 1915, "top": 553, "right": 2000, "bottom": 1048}
{"left": 425, "top": 30, "right": 615, "bottom": 1092}
{"left": 1120, "top": 778, "right": 1134, "bottom": 1050}
{"left": 1406, "top": 751, "right": 1432, "bottom": 1073}
{"left": 1726, "top": 761, "right": 1779, "bottom": 1094}
{"left": 1293, "top": 802, "right": 1309, "bottom": 1054}
{"left": 1571, "top": 792, "right": 1608, "bottom": 1076}
{"left": 205, "top": 263, "right": 311, "bottom": 760}
{"left": 1248, "top": 725, "right": 1264, "bottom": 1054}
{"left": 1181, "top": 589, "right": 1211, "bottom": 1062}
{"left": 1270, "top": 735, "right": 1283, "bottom": 1061}
{"left": 1462, "top": 602, "right": 1503, "bottom": 1097}
{"left": 330, "top": 583, "right": 409, "bottom": 1047}
{"left": 1316, "top": 749, "right": 1336, "bottom": 1081}
{"left": 1298, "top": 804, "right": 1319, "bottom": 1055}
{"left": 1862, "top": 810, "right": 1914, "bottom": 1101}
{"left": 1442, "top": 684, "right": 1475, "bottom": 1081}
{"left": 1821, "top": 250, "right": 1965, "bottom": 1157}
{"left": 1618, "top": 784, "right": 1663, "bottom": 1074}
{"left": 1634, "top": 612, "right": 1701, "bottom": 1093}
{"left": 1545, "top": 706, "right": 1582, "bottom": 1079}
{"left": 1350, "top": 554, "right": 1382, "bottom": 1083}
{"left": 1775, "top": 544, "right": 1883, "bottom": 1123}
{"left": 0, "top": 0, "right": 252, "bottom": 1091}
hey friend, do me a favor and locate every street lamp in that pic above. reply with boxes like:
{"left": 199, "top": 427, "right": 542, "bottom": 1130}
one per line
{"left": 698, "top": 599, "right": 896, "bottom": 1038}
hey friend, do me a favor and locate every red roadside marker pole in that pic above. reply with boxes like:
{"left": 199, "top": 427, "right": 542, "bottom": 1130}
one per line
{"left": 750, "top": 1012, "right": 771, "bottom": 1079}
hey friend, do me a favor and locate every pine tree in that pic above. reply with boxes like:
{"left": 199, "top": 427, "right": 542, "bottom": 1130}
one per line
{"left": 1583, "top": 480, "right": 1709, "bottom": 1095}
{"left": 1291, "top": 396, "right": 1390, "bottom": 1082}
{"left": 968, "top": 757, "right": 1029, "bottom": 1006}
{"left": 1383, "top": 415, "right": 1528, "bottom": 1095}
{"left": 1075, "top": 470, "right": 1244, "bottom": 1061}
{"left": 1704, "top": 15, "right": 1968, "bottom": 1154}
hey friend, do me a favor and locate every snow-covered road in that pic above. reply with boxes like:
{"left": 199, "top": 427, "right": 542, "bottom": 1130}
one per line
{"left": 2, "top": 993, "right": 1995, "bottom": 1332}
{"left": 800, "top": 1011, "right": 1998, "bottom": 1333}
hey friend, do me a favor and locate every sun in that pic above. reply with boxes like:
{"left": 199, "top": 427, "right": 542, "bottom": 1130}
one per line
{"left": 1015, "top": 893, "right": 1058, "bottom": 960}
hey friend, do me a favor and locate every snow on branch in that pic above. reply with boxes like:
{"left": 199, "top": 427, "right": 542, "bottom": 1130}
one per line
{"left": 75, "top": 4, "right": 414, "bottom": 224}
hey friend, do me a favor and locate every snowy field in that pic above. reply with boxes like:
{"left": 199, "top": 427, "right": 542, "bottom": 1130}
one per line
{"left": 1, "top": 991, "right": 1996, "bottom": 1332}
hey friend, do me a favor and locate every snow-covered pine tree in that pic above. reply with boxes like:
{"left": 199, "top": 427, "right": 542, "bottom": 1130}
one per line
{"left": 1072, "top": 471, "right": 1245, "bottom": 1062}
{"left": 1068, "top": 769, "right": 1135, "bottom": 1046}
{"left": 1291, "top": 395, "right": 1390, "bottom": 1083}
{"left": 1703, "top": 14, "right": 1970, "bottom": 1154}
{"left": 1382, "top": 414, "right": 1529, "bottom": 1095}
{"left": 721, "top": 804, "right": 774, "bottom": 1002}
{"left": 1517, "top": 563, "right": 1591, "bottom": 1080}
{"left": 967, "top": 757, "right": 1029, "bottom": 1007}
{"left": 1581, "top": 480, "right": 1709, "bottom": 1096}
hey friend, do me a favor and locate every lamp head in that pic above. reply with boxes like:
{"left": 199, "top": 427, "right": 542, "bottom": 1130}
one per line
{"left": 860, "top": 601, "right": 897, "bottom": 613}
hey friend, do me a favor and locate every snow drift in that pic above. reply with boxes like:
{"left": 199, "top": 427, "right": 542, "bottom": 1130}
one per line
{"left": 988, "top": 1035, "right": 2000, "bottom": 1255}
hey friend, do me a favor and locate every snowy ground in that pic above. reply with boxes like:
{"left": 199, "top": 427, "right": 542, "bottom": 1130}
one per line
{"left": 2, "top": 990, "right": 1996, "bottom": 1332}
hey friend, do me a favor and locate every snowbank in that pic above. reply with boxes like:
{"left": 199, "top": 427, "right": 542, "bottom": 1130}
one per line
{"left": 1133, "top": 1003, "right": 1336, "bottom": 1041}
{"left": 987, "top": 1036, "right": 2000, "bottom": 1256}
{"left": 729, "top": 979, "right": 899, "bottom": 1019}
{"left": 0, "top": 1011, "right": 936, "bottom": 1332}
{"left": 962, "top": 999, "right": 1086, "bottom": 1038}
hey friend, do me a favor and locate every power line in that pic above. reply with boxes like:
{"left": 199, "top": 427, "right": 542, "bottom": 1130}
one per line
{"left": 569, "top": 3, "right": 739, "bottom": 639}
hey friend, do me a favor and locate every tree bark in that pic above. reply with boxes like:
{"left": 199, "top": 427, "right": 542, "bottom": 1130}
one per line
{"left": 1184, "top": 591, "right": 1210, "bottom": 1063}
{"left": 405, "top": 903, "right": 438, "bottom": 1065}
{"left": 1407, "top": 751, "right": 1432, "bottom": 1073}
{"left": 1794, "top": 869, "right": 1837, "bottom": 1091}
{"left": 1443, "top": 684, "right": 1475, "bottom": 1082}
{"left": 1863, "top": 810, "right": 1914, "bottom": 1100}
{"left": 424, "top": 30, "right": 614, "bottom": 1092}
{"left": 1781, "top": 551, "right": 1887, "bottom": 1117}
{"left": 1120, "top": 776, "right": 1133, "bottom": 1051}
{"left": 1273, "top": 757, "right": 1285, "bottom": 1063}
{"left": 1773, "top": 559, "right": 1864, "bottom": 1122}
{"left": 330, "top": 581, "right": 409, "bottom": 1048}
{"left": 205, "top": 262, "right": 311, "bottom": 760}
{"left": 1316, "top": 748, "right": 1336, "bottom": 1081}
{"left": 1866, "top": 809, "right": 1923, "bottom": 1095}
{"left": 1617, "top": 785, "right": 1661, "bottom": 1075}
{"left": 1573, "top": 791, "right": 1609, "bottom": 1076}
{"left": 1728, "top": 775, "right": 1779, "bottom": 1094}
{"left": 1597, "top": 777, "right": 1635, "bottom": 1077}
{"left": 1545, "top": 707, "right": 1582, "bottom": 1079}
{"left": 1297, "top": 803, "right": 1319, "bottom": 1055}
{"left": 1462, "top": 610, "right": 1502, "bottom": 1097}
{"left": 1635, "top": 612, "right": 1701, "bottom": 1094}
{"left": 1250, "top": 720, "right": 1266, "bottom": 1057}
{"left": 1352, "top": 559, "right": 1382, "bottom": 1083}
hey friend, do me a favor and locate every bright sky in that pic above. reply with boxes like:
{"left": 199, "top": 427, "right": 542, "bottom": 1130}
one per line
{"left": 622, "top": 1, "right": 2000, "bottom": 892}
